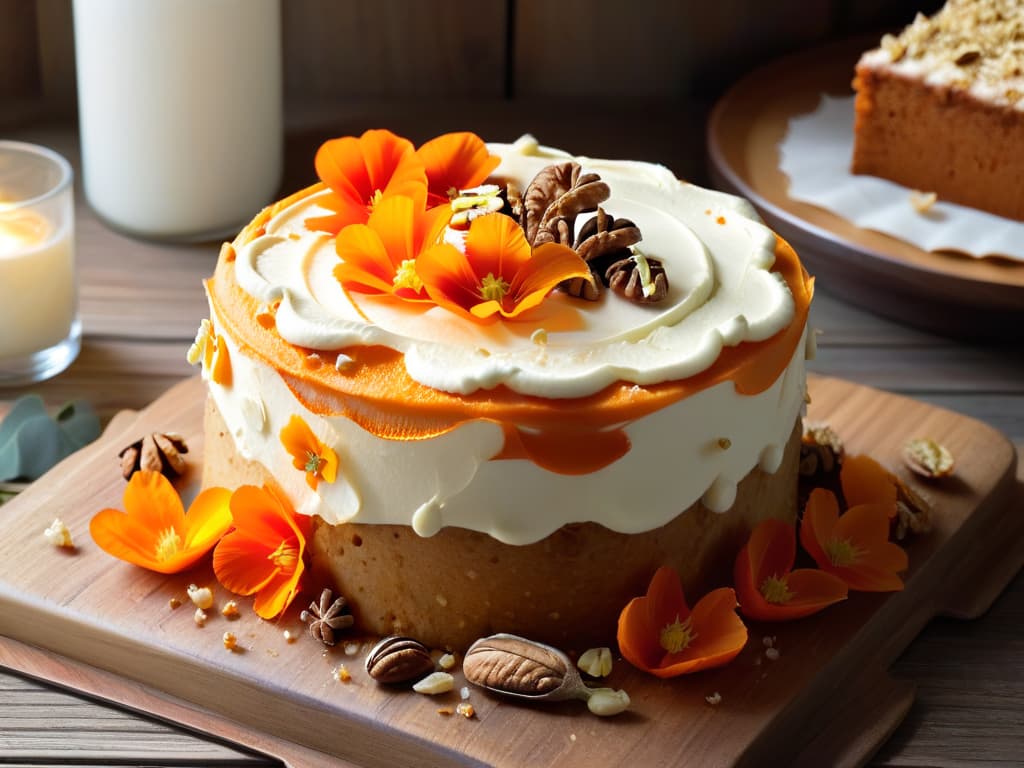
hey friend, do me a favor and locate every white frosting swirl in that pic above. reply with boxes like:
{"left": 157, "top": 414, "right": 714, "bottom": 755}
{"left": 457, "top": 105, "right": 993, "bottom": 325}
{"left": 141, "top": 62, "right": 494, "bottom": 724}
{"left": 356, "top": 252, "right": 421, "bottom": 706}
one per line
{"left": 234, "top": 137, "right": 794, "bottom": 398}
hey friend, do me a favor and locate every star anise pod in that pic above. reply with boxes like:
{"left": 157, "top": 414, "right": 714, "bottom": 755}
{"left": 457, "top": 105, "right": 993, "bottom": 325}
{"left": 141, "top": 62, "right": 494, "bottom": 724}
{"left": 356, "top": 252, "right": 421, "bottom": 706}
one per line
{"left": 300, "top": 587, "right": 354, "bottom": 646}
{"left": 605, "top": 252, "right": 668, "bottom": 303}
{"left": 521, "top": 162, "right": 610, "bottom": 247}
{"left": 119, "top": 432, "right": 188, "bottom": 480}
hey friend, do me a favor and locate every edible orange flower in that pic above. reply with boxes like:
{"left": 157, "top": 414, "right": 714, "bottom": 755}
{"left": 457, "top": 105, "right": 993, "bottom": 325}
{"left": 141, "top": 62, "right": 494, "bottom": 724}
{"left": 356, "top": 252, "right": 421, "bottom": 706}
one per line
{"left": 333, "top": 194, "right": 450, "bottom": 299}
{"left": 416, "top": 212, "right": 592, "bottom": 320}
{"left": 415, "top": 132, "right": 501, "bottom": 206}
{"left": 308, "top": 129, "right": 428, "bottom": 234}
{"left": 617, "top": 566, "right": 747, "bottom": 678}
{"left": 841, "top": 453, "right": 898, "bottom": 518}
{"left": 734, "top": 518, "right": 848, "bottom": 621}
{"left": 800, "top": 488, "right": 908, "bottom": 592}
{"left": 212, "top": 484, "right": 309, "bottom": 619}
{"left": 90, "top": 471, "right": 232, "bottom": 574}
{"left": 280, "top": 414, "right": 338, "bottom": 490}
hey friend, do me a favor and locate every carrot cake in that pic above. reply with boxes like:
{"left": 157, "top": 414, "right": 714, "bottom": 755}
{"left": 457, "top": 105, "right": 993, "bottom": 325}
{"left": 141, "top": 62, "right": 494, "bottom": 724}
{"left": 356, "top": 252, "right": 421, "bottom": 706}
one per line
{"left": 196, "top": 131, "right": 813, "bottom": 650}
{"left": 852, "top": 0, "right": 1024, "bottom": 220}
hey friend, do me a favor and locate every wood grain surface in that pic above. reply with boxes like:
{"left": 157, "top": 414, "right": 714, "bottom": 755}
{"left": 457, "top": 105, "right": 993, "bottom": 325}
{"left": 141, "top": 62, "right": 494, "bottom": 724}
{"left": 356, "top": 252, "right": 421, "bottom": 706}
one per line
{"left": 0, "top": 374, "right": 1018, "bottom": 768}
{"left": 0, "top": 119, "right": 1022, "bottom": 766}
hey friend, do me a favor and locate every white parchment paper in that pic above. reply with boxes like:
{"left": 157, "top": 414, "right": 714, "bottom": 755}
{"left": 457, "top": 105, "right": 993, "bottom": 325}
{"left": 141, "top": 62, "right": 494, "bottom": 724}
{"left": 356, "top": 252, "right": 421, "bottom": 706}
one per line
{"left": 778, "top": 94, "right": 1024, "bottom": 261}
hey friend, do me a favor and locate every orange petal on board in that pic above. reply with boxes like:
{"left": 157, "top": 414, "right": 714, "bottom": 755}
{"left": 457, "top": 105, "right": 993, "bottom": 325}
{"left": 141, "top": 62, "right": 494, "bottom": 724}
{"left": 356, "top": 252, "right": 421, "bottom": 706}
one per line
{"left": 800, "top": 488, "right": 839, "bottom": 569}
{"left": 831, "top": 503, "right": 908, "bottom": 591}
{"left": 659, "top": 587, "right": 747, "bottom": 675}
{"left": 89, "top": 471, "right": 232, "bottom": 574}
{"left": 842, "top": 454, "right": 898, "bottom": 517}
{"left": 735, "top": 519, "right": 846, "bottom": 621}
{"left": 252, "top": 570, "right": 303, "bottom": 619}
{"left": 416, "top": 132, "right": 501, "bottom": 204}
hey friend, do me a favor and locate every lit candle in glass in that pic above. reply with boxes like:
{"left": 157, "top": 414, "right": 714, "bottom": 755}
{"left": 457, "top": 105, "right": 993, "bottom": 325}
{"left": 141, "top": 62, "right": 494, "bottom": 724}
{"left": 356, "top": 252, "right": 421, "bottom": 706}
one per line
{"left": 0, "top": 141, "right": 79, "bottom": 385}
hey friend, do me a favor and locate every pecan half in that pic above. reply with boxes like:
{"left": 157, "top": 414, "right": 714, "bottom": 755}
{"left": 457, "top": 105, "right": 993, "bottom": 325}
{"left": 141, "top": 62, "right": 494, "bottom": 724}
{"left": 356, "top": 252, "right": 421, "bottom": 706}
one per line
{"left": 522, "top": 162, "right": 610, "bottom": 247}
{"left": 365, "top": 636, "right": 434, "bottom": 685}
{"left": 119, "top": 432, "right": 188, "bottom": 480}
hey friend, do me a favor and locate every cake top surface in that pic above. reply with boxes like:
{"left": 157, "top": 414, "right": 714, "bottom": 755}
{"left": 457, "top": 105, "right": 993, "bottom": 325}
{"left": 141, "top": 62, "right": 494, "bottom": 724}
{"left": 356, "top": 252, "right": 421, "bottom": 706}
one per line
{"left": 223, "top": 133, "right": 797, "bottom": 400}
{"left": 862, "top": 0, "right": 1024, "bottom": 108}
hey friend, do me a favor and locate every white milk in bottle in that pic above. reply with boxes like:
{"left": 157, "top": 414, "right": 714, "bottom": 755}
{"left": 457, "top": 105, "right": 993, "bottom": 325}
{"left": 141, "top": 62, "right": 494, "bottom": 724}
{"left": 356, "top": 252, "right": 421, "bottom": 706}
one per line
{"left": 73, "top": 0, "right": 283, "bottom": 241}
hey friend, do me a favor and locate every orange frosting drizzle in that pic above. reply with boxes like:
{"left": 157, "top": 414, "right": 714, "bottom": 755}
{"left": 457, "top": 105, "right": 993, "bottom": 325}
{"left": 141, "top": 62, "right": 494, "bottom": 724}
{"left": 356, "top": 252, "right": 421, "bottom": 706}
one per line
{"left": 209, "top": 184, "right": 812, "bottom": 475}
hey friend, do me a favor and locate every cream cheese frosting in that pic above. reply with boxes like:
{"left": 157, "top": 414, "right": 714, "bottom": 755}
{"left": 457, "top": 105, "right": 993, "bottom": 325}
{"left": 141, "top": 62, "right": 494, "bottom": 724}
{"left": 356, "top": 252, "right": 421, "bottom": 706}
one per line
{"left": 234, "top": 135, "right": 794, "bottom": 399}
{"left": 202, "top": 136, "right": 810, "bottom": 544}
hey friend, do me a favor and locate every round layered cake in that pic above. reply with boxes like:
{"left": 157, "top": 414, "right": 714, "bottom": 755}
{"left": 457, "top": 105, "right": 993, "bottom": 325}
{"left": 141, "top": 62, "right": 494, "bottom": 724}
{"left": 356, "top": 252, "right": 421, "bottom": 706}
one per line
{"left": 199, "top": 133, "right": 813, "bottom": 650}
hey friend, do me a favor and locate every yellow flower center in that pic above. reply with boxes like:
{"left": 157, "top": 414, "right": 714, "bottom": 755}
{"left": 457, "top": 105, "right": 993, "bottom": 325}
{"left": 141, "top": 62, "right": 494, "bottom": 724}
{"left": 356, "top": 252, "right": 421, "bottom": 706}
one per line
{"left": 368, "top": 188, "right": 384, "bottom": 211}
{"left": 392, "top": 258, "right": 424, "bottom": 293}
{"left": 268, "top": 539, "right": 299, "bottom": 575}
{"left": 305, "top": 451, "right": 324, "bottom": 477}
{"left": 154, "top": 527, "right": 183, "bottom": 563}
{"left": 760, "top": 575, "right": 794, "bottom": 604}
{"left": 479, "top": 273, "right": 510, "bottom": 302}
{"left": 659, "top": 615, "right": 697, "bottom": 654}
{"left": 826, "top": 538, "right": 863, "bottom": 567}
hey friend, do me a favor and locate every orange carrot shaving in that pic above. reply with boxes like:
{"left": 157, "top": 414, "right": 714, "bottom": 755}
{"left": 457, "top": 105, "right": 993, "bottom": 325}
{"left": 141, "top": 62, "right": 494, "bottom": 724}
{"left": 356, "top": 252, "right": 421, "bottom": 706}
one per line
{"left": 89, "top": 471, "right": 232, "bottom": 574}
{"left": 734, "top": 518, "right": 847, "bottom": 621}
{"left": 617, "top": 566, "right": 747, "bottom": 678}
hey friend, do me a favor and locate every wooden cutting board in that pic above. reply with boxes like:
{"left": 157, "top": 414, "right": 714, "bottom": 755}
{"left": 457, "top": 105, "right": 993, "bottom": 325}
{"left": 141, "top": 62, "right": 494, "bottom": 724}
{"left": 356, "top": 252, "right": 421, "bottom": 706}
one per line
{"left": 0, "top": 375, "right": 1019, "bottom": 767}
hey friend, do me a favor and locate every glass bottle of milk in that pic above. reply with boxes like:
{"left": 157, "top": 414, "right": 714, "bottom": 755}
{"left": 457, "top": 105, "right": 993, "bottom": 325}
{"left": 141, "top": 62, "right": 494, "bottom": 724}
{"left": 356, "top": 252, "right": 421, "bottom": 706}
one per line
{"left": 72, "top": 0, "right": 283, "bottom": 242}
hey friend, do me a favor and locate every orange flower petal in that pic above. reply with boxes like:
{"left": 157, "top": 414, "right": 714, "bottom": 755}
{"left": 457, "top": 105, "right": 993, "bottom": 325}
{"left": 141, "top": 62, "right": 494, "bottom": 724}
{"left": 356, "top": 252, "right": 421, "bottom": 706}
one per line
{"left": 464, "top": 211, "right": 530, "bottom": 281}
{"left": 252, "top": 569, "right": 304, "bottom": 619}
{"left": 842, "top": 454, "right": 897, "bottom": 517}
{"left": 503, "top": 242, "right": 591, "bottom": 319}
{"left": 212, "top": 530, "right": 279, "bottom": 596}
{"left": 89, "top": 472, "right": 230, "bottom": 574}
{"left": 228, "top": 484, "right": 295, "bottom": 544}
{"left": 334, "top": 223, "right": 398, "bottom": 294}
{"left": 415, "top": 132, "right": 501, "bottom": 204}
{"left": 662, "top": 587, "right": 746, "bottom": 675}
{"left": 279, "top": 415, "right": 338, "bottom": 491}
{"left": 211, "top": 335, "right": 232, "bottom": 386}
{"left": 737, "top": 566, "right": 848, "bottom": 621}
{"left": 800, "top": 488, "right": 839, "bottom": 569}
{"left": 743, "top": 518, "right": 795, "bottom": 585}
{"left": 181, "top": 486, "right": 233, "bottom": 551}
{"left": 417, "top": 242, "right": 491, "bottom": 320}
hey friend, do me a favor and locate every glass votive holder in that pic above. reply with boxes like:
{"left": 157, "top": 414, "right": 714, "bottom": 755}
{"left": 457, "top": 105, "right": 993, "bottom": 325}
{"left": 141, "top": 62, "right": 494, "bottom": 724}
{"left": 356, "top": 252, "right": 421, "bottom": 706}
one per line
{"left": 0, "top": 141, "right": 79, "bottom": 385}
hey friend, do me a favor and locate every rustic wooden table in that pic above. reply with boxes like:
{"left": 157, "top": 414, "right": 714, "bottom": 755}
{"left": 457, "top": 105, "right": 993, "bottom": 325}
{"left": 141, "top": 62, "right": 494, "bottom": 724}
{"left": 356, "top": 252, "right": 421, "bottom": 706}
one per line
{"left": 1, "top": 120, "right": 1021, "bottom": 766}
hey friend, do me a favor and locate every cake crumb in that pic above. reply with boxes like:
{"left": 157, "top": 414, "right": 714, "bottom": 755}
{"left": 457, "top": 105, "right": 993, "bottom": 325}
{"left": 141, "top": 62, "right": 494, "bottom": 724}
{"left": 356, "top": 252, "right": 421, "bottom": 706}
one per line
{"left": 221, "top": 600, "right": 240, "bottom": 619}
{"left": 283, "top": 629, "right": 297, "bottom": 643}
{"left": 335, "top": 664, "right": 352, "bottom": 683}
{"left": 438, "top": 653, "right": 456, "bottom": 670}
{"left": 705, "top": 691, "right": 723, "bottom": 706}
{"left": 570, "top": 734, "right": 577, "bottom": 743}
{"left": 335, "top": 353, "right": 354, "bottom": 371}
{"left": 456, "top": 702, "right": 476, "bottom": 719}
{"left": 717, "top": 437, "right": 732, "bottom": 450}
{"left": 765, "top": 647, "right": 781, "bottom": 662}
{"left": 303, "top": 353, "right": 323, "bottom": 370}
{"left": 438, "top": 707, "right": 454, "bottom": 716}
{"left": 762, "top": 635, "right": 776, "bottom": 649}
{"left": 460, "top": 685, "right": 471, "bottom": 700}
{"left": 910, "top": 190, "right": 938, "bottom": 213}
{"left": 43, "top": 518, "right": 73, "bottom": 548}
{"left": 465, "top": 569, "right": 478, "bottom": 580}
{"left": 344, "top": 642, "right": 361, "bottom": 656}
{"left": 193, "top": 608, "right": 208, "bottom": 627}
{"left": 187, "top": 584, "right": 214, "bottom": 610}
{"left": 530, "top": 328, "right": 548, "bottom": 345}
{"left": 223, "top": 632, "right": 238, "bottom": 651}
{"left": 168, "top": 597, "right": 181, "bottom": 610}
{"left": 435, "top": 594, "right": 449, "bottom": 607}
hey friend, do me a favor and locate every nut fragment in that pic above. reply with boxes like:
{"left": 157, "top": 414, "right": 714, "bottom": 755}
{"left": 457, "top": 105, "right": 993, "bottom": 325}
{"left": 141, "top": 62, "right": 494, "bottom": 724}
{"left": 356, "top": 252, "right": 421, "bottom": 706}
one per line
{"left": 193, "top": 608, "right": 207, "bottom": 627}
{"left": 366, "top": 636, "right": 435, "bottom": 684}
{"left": 223, "top": 632, "right": 238, "bottom": 651}
{"left": 606, "top": 251, "right": 668, "bottom": 303}
{"left": 335, "top": 664, "right": 352, "bottom": 683}
{"left": 894, "top": 476, "right": 933, "bottom": 540}
{"left": 456, "top": 702, "right": 476, "bottom": 719}
{"left": 438, "top": 653, "right": 456, "bottom": 671}
{"left": 221, "top": 600, "right": 240, "bottom": 619}
{"left": 586, "top": 688, "right": 630, "bottom": 717}
{"left": 577, "top": 647, "right": 613, "bottom": 678}
{"left": 902, "top": 438, "right": 954, "bottom": 478}
{"left": 705, "top": 691, "right": 722, "bottom": 706}
{"left": 43, "top": 518, "right": 73, "bottom": 548}
{"left": 413, "top": 672, "right": 455, "bottom": 695}
{"left": 187, "top": 584, "right": 214, "bottom": 610}
{"left": 910, "top": 190, "right": 938, "bottom": 213}
{"left": 119, "top": 432, "right": 188, "bottom": 480}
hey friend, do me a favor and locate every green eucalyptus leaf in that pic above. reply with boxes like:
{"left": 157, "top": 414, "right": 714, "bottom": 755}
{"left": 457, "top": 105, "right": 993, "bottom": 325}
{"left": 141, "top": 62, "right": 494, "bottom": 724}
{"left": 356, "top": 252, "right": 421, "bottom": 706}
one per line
{"left": 0, "top": 395, "right": 48, "bottom": 450}
{"left": 55, "top": 400, "right": 101, "bottom": 449}
{"left": 0, "top": 413, "right": 63, "bottom": 481}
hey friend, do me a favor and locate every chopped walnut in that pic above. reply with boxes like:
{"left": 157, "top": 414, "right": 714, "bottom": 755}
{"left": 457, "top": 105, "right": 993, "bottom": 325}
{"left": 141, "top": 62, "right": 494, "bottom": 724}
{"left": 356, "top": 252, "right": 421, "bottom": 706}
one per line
{"left": 43, "top": 518, "right": 73, "bottom": 548}
{"left": 910, "top": 190, "right": 938, "bottom": 213}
